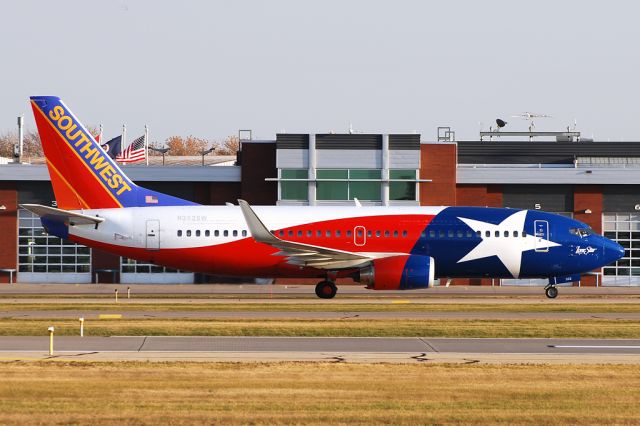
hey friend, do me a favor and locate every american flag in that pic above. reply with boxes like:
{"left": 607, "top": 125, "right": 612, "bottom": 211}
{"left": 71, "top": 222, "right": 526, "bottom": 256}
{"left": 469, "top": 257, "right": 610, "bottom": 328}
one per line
{"left": 116, "top": 135, "right": 146, "bottom": 163}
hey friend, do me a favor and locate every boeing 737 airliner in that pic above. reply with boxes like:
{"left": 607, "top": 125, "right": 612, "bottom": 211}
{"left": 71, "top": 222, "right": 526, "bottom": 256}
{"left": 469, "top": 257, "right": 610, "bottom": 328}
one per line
{"left": 23, "top": 96, "right": 624, "bottom": 299}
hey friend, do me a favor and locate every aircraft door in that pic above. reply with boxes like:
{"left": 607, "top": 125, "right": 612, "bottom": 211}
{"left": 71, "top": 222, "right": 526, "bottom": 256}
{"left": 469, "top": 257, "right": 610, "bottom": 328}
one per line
{"left": 146, "top": 220, "right": 160, "bottom": 251}
{"left": 534, "top": 220, "right": 549, "bottom": 252}
{"left": 354, "top": 226, "right": 366, "bottom": 246}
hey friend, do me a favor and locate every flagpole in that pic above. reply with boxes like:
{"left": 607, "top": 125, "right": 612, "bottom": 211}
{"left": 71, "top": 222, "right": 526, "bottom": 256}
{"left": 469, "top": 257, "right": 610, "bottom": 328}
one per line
{"left": 99, "top": 124, "right": 103, "bottom": 144}
{"left": 144, "top": 124, "right": 149, "bottom": 166}
{"left": 121, "top": 124, "right": 127, "bottom": 166}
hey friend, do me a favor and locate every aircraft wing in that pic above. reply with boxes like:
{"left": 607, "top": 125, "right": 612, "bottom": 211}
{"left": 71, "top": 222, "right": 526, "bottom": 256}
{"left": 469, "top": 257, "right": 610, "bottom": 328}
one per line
{"left": 19, "top": 204, "right": 105, "bottom": 226}
{"left": 238, "top": 199, "right": 372, "bottom": 269}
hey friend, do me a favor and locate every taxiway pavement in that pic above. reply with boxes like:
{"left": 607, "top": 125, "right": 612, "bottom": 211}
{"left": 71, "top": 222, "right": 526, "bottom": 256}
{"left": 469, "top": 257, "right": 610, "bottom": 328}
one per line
{"left": 1, "top": 336, "right": 639, "bottom": 364}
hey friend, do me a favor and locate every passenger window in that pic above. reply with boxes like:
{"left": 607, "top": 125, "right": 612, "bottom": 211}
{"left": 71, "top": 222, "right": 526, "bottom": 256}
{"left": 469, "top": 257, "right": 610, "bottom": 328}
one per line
{"left": 476, "top": 231, "right": 481, "bottom": 237}
{"left": 385, "top": 230, "right": 390, "bottom": 237}
{"left": 438, "top": 230, "right": 444, "bottom": 238}
{"left": 288, "top": 230, "right": 293, "bottom": 237}
{"left": 376, "top": 230, "right": 381, "bottom": 237}
{"left": 186, "top": 230, "right": 192, "bottom": 237}
{"left": 279, "top": 230, "right": 284, "bottom": 236}
{"left": 297, "top": 230, "right": 302, "bottom": 237}
{"left": 466, "top": 231, "right": 472, "bottom": 238}
{"left": 457, "top": 230, "right": 463, "bottom": 238}
{"left": 504, "top": 231, "right": 509, "bottom": 237}
{"left": 402, "top": 230, "right": 408, "bottom": 238}
{"left": 447, "top": 230, "right": 453, "bottom": 238}
{"left": 367, "top": 230, "right": 372, "bottom": 237}
{"left": 223, "top": 230, "right": 228, "bottom": 237}
{"left": 522, "top": 231, "right": 527, "bottom": 237}
{"left": 317, "top": 230, "right": 322, "bottom": 237}
{"left": 205, "top": 230, "right": 210, "bottom": 237}
{"left": 242, "top": 230, "right": 247, "bottom": 237}
{"left": 347, "top": 230, "right": 352, "bottom": 237}
{"left": 233, "top": 230, "right": 238, "bottom": 237}
{"left": 485, "top": 231, "right": 490, "bottom": 237}
{"left": 214, "top": 230, "right": 219, "bottom": 237}
{"left": 196, "top": 230, "right": 201, "bottom": 237}
{"left": 394, "top": 231, "right": 399, "bottom": 238}
{"left": 429, "top": 230, "right": 435, "bottom": 238}
{"left": 307, "top": 230, "right": 312, "bottom": 237}
{"left": 357, "top": 229, "right": 363, "bottom": 237}
{"left": 514, "top": 230, "right": 518, "bottom": 237}
{"left": 326, "top": 230, "right": 331, "bottom": 237}
{"left": 495, "top": 231, "right": 500, "bottom": 237}
{"left": 336, "top": 230, "right": 342, "bottom": 237}
{"left": 177, "top": 230, "right": 182, "bottom": 237}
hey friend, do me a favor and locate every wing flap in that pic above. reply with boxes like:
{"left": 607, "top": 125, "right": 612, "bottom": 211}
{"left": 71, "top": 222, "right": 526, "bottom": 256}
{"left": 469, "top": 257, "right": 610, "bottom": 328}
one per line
{"left": 238, "top": 199, "right": 371, "bottom": 270}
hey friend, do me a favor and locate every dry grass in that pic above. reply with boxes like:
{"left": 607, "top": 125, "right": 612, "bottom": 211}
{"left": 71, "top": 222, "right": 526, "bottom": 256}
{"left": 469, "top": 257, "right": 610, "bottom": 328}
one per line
{"left": 2, "top": 318, "right": 640, "bottom": 338}
{"left": 4, "top": 302, "right": 640, "bottom": 313}
{"left": 0, "top": 362, "right": 638, "bottom": 425}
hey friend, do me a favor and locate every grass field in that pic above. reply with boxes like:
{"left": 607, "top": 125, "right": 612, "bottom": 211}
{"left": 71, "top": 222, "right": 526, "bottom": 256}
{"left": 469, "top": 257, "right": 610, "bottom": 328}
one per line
{"left": 0, "top": 362, "right": 638, "bottom": 425}
{"left": 4, "top": 302, "right": 640, "bottom": 313}
{"left": 2, "top": 317, "right": 640, "bottom": 338}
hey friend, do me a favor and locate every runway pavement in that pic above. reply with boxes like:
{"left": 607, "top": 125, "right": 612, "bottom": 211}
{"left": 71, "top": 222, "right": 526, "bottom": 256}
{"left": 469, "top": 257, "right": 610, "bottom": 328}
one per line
{"left": 3, "top": 309, "right": 640, "bottom": 320}
{"left": 2, "top": 283, "right": 640, "bottom": 298}
{"left": 1, "top": 336, "right": 640, "bottom": 364}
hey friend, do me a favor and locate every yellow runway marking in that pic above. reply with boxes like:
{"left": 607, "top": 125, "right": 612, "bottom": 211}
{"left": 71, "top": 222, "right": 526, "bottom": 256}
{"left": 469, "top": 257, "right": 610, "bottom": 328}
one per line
{"left": 98, "top": 314, "right": 122, "bottom": 319}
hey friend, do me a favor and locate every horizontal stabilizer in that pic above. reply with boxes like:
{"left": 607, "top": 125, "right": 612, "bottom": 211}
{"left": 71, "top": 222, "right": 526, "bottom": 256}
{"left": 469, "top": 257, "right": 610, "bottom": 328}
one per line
{"left": 19, "top": 204, "right": 105, "bottom": 226}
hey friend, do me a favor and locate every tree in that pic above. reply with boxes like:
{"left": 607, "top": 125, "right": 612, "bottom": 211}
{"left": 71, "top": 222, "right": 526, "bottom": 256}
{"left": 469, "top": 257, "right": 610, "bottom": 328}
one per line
{"left": 165, "top": 135, "right": 213, "bottom": 155}
{"left": 217, "top": 135, "right": 240, "bottom": 155}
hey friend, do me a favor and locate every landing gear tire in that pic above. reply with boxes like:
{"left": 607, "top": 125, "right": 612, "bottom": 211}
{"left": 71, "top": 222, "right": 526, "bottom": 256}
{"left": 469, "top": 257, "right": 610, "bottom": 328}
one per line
{"left": 545, "top": 286, "right": 558, "bottom": 299}
{"left": 315, "top": 280, "right": 337, "bottom": 299}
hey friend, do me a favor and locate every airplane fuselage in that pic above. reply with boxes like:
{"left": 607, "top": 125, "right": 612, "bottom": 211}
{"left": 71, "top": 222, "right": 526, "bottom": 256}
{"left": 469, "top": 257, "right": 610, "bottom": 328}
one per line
{"left": 44, "top": 205, "right": 623, "bottom": 282}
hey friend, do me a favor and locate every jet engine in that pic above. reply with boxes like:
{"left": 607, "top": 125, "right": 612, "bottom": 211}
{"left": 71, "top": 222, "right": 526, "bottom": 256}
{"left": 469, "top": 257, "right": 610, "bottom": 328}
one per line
{"left": 357, "top": 255, "right": 435, "bottom": 290}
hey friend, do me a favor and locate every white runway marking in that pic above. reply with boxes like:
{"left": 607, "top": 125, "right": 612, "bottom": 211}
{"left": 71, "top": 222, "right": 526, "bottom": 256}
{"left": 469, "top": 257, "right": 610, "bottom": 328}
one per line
{"left": 551, "top": 345, "right": 640, "bottom": 349}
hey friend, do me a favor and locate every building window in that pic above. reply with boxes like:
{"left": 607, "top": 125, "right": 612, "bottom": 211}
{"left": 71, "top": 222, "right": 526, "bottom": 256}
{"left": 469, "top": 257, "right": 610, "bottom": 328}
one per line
{"left": 317, "top": 169, "right": 349, "bottom": 200}
{"left": 390, "top": 170, "right": 417, "bottom": 201}
{"left": 603, "top": 213, "right": 640, "bottom": 284}
{"left": 18, "top": 209, "right": 91, "bottom": 274}
{"left": 349, "top": 169, "right": 381, "bottom": 201}
{"left": 316, "top": 169, "right": 381, "bottom": 201}
{"left": 280, "top": 169, "right": 308, "bottom": 201}
{"left": 121, "top": 257, "right": 183, "bottom": 274}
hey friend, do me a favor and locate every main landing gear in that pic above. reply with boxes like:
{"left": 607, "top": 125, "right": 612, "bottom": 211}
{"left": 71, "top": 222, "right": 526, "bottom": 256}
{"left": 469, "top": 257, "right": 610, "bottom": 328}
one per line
{"left": 315, "top": 280, "right": 337, "bottom": 299}
{"left": 544, "top": 285, "right": 558, "bottom": 299}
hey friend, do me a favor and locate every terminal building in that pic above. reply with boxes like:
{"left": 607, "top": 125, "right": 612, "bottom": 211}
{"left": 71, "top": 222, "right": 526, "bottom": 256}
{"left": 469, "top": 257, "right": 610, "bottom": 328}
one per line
{"left": 0, "top": 129, "right": 638, "bottom": 286}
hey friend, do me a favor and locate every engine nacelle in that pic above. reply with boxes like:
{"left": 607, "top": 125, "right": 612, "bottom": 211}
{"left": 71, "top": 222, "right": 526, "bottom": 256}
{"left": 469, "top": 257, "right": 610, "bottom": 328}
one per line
{"left": 358, "top": 255, "right": 435, "bottom": 290}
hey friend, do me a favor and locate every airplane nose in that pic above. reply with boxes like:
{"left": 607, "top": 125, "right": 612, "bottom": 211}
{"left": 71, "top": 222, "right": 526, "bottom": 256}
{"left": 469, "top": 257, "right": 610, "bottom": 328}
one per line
{"left": 603, "top": 239, "right": 625, "bottom": 265}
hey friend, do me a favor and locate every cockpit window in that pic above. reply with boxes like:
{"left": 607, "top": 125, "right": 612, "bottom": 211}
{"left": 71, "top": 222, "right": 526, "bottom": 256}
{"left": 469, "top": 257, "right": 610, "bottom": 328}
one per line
{"left": 570, "top": 227, "right": 593, "bottom": 238}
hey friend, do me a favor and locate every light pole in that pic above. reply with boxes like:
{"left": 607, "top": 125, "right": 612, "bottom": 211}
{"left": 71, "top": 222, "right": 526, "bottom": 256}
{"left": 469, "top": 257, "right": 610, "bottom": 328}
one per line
{"left": 200, "top": 147, "right": 215, "bottom": 166}
{"left": 148, "top": 146, "right": 170, "bottom": 165}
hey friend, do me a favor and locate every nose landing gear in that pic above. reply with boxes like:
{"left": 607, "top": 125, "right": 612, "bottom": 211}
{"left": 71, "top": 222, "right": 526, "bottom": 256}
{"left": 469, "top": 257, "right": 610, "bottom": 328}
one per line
{"left": 315, "top": 280, "right": 337, "bottom": 299}
{"left": 544, "top": 285, "right": 558, "bottom": 299}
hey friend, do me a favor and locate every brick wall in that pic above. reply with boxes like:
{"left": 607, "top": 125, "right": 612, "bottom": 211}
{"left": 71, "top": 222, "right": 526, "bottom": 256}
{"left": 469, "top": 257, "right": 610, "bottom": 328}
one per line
{"left": 420, "top": 143, "right": 457, "bottom": 206}
{"left": 574, "top": 184, "right": 603, "bottom": 286}
{"left": 0, "top": 182, "right": 17, "bottom": 283}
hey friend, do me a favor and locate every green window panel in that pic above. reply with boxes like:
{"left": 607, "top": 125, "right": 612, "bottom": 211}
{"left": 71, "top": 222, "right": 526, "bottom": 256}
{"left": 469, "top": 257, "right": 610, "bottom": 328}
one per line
{"left": 281, "top": 182, "right": 308, "bottom": 200}
{"left": 350, "top": 182, "right": 381, "bottom": 201}
{"left": 281, "top": 169, "right": 308, "bottom": 179}
{"left": 317, "top": 169, "right": 348, "bottom": 179}
{"left": 280, "top": 169, "right": 308, "bottom": 201}
{"left": 349, "top": 169, "right": 381, "bottom": 180}
{"left": 317, "top": 182, "right": 349, "bottom": 200}
{"left": 390, "top": 169, "right": 417, "bottom": 201}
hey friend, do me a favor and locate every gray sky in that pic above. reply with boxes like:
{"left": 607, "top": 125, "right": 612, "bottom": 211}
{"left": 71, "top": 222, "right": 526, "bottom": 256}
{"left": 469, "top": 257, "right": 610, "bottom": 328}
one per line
{"left": 2, "top": 0, "right": 639, "bottom": 144}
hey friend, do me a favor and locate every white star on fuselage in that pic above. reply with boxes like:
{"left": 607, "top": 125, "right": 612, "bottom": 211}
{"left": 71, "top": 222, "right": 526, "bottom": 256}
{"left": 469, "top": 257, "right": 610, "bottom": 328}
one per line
{"left": 456, "top": 210, "right": 560, "bottom": 278}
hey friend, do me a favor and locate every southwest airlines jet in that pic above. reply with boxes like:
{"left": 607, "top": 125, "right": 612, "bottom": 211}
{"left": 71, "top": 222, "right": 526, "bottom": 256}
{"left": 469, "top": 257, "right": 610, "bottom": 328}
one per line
{"left": 24, "top": 96, "right": 624, "bottom": 299}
